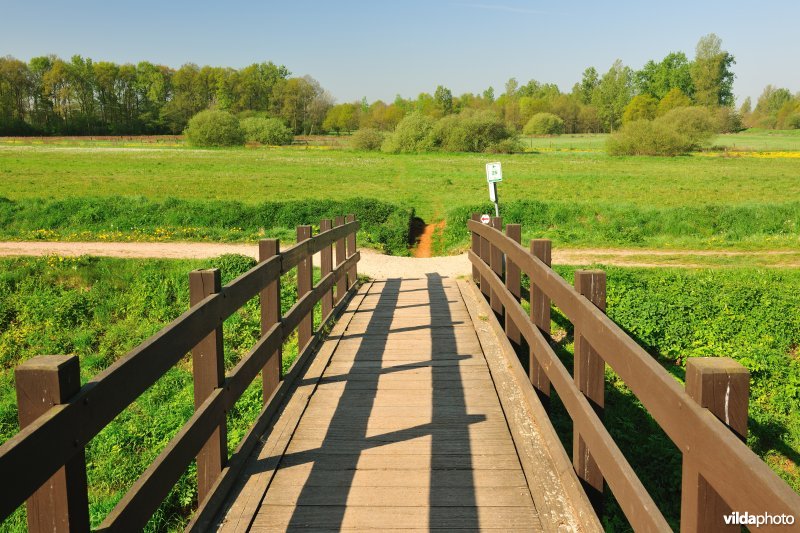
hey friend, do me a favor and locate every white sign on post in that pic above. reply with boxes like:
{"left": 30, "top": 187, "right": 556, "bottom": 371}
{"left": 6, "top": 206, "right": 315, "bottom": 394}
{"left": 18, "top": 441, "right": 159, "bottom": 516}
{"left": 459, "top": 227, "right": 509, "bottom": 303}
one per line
{"left": 488, "top": 182, "right": 497, "bottom": 202}
{"left": 486, "top": 162, "right": 502, "bottom": 183}
{"left": 480, "top": 214, "right": 491, "bottom": 224}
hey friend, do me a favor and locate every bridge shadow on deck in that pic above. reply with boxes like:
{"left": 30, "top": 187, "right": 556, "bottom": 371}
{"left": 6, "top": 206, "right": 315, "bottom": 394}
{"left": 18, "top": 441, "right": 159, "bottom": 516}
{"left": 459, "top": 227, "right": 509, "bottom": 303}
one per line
{"left": 278, "top": 275, "right": 481, "bottom": 530}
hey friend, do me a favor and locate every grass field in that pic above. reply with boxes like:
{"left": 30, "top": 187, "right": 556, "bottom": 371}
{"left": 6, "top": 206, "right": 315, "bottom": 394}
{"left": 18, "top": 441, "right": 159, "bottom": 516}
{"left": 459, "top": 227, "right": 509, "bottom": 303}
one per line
{"left": 0, "top": 255, "right": 327, "bottom": 531}
{"left": 1, "top": 133, "right": 799, "bottom": 254}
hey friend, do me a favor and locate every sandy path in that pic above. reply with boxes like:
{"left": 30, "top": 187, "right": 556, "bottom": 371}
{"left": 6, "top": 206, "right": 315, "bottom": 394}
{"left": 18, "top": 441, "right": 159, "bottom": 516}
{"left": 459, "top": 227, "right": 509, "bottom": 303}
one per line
{"left": 1, "top": 242, "right": 798, "bottom": 274}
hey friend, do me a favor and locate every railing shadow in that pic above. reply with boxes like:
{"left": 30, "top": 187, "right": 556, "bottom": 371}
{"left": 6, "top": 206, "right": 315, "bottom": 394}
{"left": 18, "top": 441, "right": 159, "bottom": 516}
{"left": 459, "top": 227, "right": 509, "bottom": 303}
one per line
{"left": 275, "top": 275, "right": 481, "bottom": 529}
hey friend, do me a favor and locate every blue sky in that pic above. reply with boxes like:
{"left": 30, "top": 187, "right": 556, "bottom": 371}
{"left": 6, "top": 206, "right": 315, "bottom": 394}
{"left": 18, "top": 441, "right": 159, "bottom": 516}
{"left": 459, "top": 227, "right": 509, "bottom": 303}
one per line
{"left": 2, "top": 1, "right": 798, "bottom": 105}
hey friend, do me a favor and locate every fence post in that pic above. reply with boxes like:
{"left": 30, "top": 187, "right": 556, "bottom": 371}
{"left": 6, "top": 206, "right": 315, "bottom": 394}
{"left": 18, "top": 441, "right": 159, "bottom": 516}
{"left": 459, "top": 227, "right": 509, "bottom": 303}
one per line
{"left": 346, "top": 214, "right": 357, "bottom": 288}
{"left": 259, "top": 239, "right": 281, "bottom": 401}
{"left": 15, "top": 355, "right": 89, "bottom": 532}
{"left": 479, "top": 218, "right": 491, "bottom": 301}
{"left": 573, "top": 269, "right": 607, "bottom": 512}
{"left": 334, "top": 216, "right": 346, "bottom": 304}
{"left": 505, "top": 224, "right": 522, "bottom": 349}
{"left": 189, "top": 269, "right": 226, "bottom": 504}
{"left": 296, "top": 225, "right": 313, "bottom": 352}
{"left": 470, "top": 213, "right": 480, "bottom": 285}
{"left": 680, "top": 357, "right": 749, "bottom": 533}
{"left": 530, "top": 239, "right": 552, "bottom": 407}
{"left": 320, "top": 219, "right": 334, "bottom": 320}
{"left": 489, "top": 216, "right": 504, "bottom": 317}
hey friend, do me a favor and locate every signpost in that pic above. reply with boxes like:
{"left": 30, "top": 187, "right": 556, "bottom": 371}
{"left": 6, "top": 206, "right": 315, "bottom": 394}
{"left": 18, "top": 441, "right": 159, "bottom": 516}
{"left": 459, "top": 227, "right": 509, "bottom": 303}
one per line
{"left": 486, "top": 162, "right": 502, "bottom": 217}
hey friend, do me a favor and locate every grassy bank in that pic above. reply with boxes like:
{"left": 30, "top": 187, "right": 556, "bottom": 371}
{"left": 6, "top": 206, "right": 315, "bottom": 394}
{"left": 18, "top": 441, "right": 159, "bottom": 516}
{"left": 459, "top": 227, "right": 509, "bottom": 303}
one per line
{"left": 529, "top": 266, "right": 800, "bottom": 530}
{"left": 442, "top": 200, "right": 800, "bottom": 253}
{"left": 0, "top": 196, "right": 413, "bottom": 256}
{"left": 0, "top": 254, "right": 327, "bottom": 531}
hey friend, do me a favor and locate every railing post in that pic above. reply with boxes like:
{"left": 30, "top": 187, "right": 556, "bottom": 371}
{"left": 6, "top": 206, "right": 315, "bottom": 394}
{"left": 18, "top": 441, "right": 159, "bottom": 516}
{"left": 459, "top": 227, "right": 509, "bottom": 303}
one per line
{"left": 259, "top": 239, "right": 281, "bottom": 401}
{"left": 470, "top": 213, "right": 480, "bottom": 285}
{"left": 489, "top": 216, "right": 504, "bottom": 317}
{"left": 479, "top": 219, "right": 491, "bottom": 301}
{"left": 680, "top": 357, "right": 749, "bottom": 533}
{"left": 573, "top": 269, "right": 607, "bottom": 512}
{"left": 505, "top": 224, "right": 522, "bottom": 349}
{"left": 15, "top": 355, "right": 89, "bottom": 532}
{"left": 189, "top": 268, "right": 226, "bottom": 504}
{"left": 334, "top": 215, "right": 347, "bottom": 304}
{"left": 320, "top": 219, "right": 334, "bottom": 320}
{"left": 296, "top": 225, "right": 313, "bottom": 352}
{"left": 530, "top": 239, "right": 552, "bottom": 407}
{"left": 346, "top": 214, "right": 357, "bottom": 288}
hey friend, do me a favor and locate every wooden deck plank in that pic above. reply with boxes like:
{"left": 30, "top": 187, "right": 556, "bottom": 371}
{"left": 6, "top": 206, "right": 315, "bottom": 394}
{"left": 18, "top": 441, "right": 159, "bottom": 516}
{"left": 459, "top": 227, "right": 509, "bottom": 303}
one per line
{"left": 251, "top": 505, "right": 543, "bottom": 531}
{"left": 214, "top": 276, "right": 545, "bottom": 532}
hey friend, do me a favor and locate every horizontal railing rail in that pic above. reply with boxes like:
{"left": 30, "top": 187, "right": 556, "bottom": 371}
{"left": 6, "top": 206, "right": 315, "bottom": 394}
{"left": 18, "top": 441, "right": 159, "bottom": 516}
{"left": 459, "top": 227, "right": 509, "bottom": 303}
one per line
{"left": 467, "top": 216, "right": 800, "bottom": 532}
{"left": 0, "top": 216, "right": 360, "bottom": 531}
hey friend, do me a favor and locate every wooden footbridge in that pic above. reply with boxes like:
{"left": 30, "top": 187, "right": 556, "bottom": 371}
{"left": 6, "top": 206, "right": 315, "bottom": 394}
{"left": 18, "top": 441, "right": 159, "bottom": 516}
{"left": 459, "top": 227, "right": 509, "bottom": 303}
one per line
{"left": 2, "top": 215, "right": 799, "bottom": 532}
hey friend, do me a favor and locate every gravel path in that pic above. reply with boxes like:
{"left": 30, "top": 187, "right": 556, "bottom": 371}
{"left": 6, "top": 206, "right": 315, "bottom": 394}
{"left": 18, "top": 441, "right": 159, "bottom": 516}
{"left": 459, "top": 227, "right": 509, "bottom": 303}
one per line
{"left": 0, "top": 242, "right": 798, "bottom": 274}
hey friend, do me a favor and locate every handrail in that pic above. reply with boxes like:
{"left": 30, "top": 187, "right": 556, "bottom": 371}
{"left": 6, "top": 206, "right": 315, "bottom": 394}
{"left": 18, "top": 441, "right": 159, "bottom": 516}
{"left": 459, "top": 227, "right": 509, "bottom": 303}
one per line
{"left": 0, "top": 217, "right": 360, "bottom": 529}
{"left": 467, "top": 218, "right": 800, "bottom": 529}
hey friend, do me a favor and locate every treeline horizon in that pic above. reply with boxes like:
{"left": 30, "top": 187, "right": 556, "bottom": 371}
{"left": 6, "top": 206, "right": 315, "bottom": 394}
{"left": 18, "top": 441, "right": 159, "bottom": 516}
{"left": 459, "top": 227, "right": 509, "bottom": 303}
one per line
{"left": 1, "top": 33, "right": 798, "bottom": 137}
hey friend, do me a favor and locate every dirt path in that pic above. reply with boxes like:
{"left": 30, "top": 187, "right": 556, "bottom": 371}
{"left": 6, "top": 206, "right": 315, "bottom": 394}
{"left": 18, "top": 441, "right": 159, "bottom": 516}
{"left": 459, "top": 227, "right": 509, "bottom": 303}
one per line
{"left": 2, "top": 242, "right": 799, "bottom": 275}
{"left": 412, "top": 221, "right": 446, "bottom": 258}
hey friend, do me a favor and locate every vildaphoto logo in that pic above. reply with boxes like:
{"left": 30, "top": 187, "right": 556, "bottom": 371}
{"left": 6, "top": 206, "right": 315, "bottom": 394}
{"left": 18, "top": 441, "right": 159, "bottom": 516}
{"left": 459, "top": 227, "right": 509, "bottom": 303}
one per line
{"left": 723, "top": 512, "right": 796, "bottom": 527}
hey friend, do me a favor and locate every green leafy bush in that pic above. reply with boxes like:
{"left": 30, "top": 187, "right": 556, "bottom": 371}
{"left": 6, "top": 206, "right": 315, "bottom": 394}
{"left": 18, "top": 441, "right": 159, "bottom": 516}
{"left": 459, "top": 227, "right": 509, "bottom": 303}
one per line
{"left": 606, "top": 119, "right": 687, "bottom": 156}
{"left": 485, "top": 138, "right": 523, "bottom": 154}
{"left": 431, "top": 111, "right": 515, "bottom": 152}
{"left": 786, "top": 114, "right": 800, "bottom": 130}
{"left": 184, "top": 110, "right": 244, "bottom": 147}
{"left": 656, "top": 106, "right": 716, "bottom": 147}
{"left": 240, "top": 117, "right": 293, "bottom": 145}
{"left": 350, "top": 128, "right": 384, "bottom": 151}
{"left": 606, "top": 106, "right": 716, "bottom": 156}
{"left": 523, "top": 112, "right": 565, "bottom": 135}
{"left": 381, "top": 112, "right": 435, "bottom": 153}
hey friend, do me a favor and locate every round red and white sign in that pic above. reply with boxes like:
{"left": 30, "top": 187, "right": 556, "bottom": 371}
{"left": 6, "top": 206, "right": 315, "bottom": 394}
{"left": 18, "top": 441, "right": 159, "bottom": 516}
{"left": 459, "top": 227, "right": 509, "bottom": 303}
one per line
{"left": 480, "top": 214, "right": 491, "bottom": 224}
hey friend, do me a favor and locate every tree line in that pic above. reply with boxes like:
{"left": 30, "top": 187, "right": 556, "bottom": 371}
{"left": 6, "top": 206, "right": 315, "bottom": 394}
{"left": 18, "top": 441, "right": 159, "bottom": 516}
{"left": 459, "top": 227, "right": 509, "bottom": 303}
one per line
{"left": 1, "top": 34, "right": 798, "bottom": 137}
{"left": 0, "top": 56, "right": 332, "bottom": 135}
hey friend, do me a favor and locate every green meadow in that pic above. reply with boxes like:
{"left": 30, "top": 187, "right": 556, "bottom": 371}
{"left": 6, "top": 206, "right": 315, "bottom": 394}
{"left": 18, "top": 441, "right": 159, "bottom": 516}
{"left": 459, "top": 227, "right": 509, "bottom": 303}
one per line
{"left": 1, "top": 131, "right": 799, "bottom": 254}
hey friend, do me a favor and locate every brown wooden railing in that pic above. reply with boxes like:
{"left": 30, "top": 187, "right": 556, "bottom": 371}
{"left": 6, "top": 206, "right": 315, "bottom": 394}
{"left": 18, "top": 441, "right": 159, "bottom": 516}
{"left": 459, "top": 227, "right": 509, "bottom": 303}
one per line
{"left": 468, "top": 215, "right": 800, "bottom": 532}
{"left": 0, "top": 216, "right": 360, "bottom": 531}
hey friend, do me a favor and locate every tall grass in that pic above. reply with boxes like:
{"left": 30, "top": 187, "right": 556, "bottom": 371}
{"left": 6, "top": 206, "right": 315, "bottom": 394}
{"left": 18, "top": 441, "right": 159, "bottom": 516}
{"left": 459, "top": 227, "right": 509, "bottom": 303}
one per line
{"left": 0, "top": 255, "right": 321, "bottom": 531}
{"left": 0, "top": 196, "right": 414, "bottom": 256}
{"left": 442, "top": 200, "right": 800, "bottom": 252}
{"left": 525, "top": 266, "right": 800, "bottom": 530}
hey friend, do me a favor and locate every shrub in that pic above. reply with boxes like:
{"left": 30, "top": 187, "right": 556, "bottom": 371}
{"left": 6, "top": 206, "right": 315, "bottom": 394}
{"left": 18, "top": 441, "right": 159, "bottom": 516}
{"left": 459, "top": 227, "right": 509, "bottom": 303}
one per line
{"left": 523, "top": 113, "right": 565, "bottom": 135}
{"left": 240, "top": 117, "right": 293, "bottom": 145}
{"left": 381, "top": 113, "right": 435, "bottom": 153}
{"left": 606, "top": 120, "right": 687, "bottom": 156}
{"left": 485, "top": 138, "right": 523, "bottom": 154}
{"left": 184, "top": 110, "right": 244, "bottom": 147}
{"left": 431, "top": 111, "right": 514, "bottom": 152}
{"left": 712, "top": 106, "right": 744, "bottom": 133}
{"left": 606, "top": 106, "right": 716, "bottom": 156}
{"left": 656, "top": 106, "right": 716, "bottom": 148}
{"left": 786, "top": 114, "right": 800, "bottom": 130}
{"left": 350, "top": 128, "right": 384, "bottom": 151}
